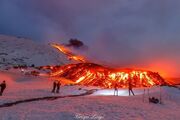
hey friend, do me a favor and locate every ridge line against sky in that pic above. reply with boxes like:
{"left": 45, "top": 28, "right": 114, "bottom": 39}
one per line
{"left": 0, "top": 0, "right": 180, "bottom": 77}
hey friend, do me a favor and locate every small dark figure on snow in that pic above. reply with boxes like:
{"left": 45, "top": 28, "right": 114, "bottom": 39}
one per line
{"left": 52, "top": 80, "right": 61, "bottom": 93}
{"left": 56, "top": 81, "right": 61, "bottom": 93}
{"left": 149, "top": 97, "right": 159, "bottom": 104}
{"left": 52, "top": 80, "right": 57, "bottom": 93}
{"left": 114, "top": 83, "right": 118, "bottom": 96}
{"left": 0, "top": 81, "right": 6, "bottom": 96}
{"left": 128, "top": 78, "right": 135, "bottom": 96}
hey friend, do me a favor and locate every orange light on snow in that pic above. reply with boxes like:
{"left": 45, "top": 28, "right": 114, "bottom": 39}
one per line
{"left": 147, "top": 60, "right": 178, "bottom": 78}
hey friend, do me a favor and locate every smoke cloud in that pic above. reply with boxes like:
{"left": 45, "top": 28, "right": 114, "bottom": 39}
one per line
{"left": 0, "top": 0, "right": 180, "bottom": 77}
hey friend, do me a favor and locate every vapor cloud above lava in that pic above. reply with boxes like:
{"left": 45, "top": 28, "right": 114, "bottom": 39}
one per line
{"left": 0, "top": 0, "right": 180, "bottom": 77}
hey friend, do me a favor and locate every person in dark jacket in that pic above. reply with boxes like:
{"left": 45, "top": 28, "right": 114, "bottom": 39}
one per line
{"left": 114, "top": 83, "right": 118, "bottom": 96}
{"left": 0, "top": 81, "right": 6, "bottom": 96}
{"left": 52, "top": 80, "right": 57, "bottom": 93}
{"left": 128, "top": 78, "right": 135, "bottom": 96}
{"left": 56, "top": 81, "right": 61, "bottom": 93}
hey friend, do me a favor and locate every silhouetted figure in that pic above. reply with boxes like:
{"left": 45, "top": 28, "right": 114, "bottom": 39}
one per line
{"left": 128, "top": 78, "right": 135, "bottom": 96}
{"left": 56, "top": 81, "right": 61, "bottom": 93}
{"left": 52, "top": 80, "right": 57, "bottom": 93}
{"left": 114, "top": 83, "right": 118, "bottom": 96}
{"left": 0, "top": 81, "right": 6, "bottom": 96}
{"left": 149, "top": 97, "right": 159, "bottom": 104}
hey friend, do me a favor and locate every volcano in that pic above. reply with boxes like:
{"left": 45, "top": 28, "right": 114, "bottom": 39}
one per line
{"left": 50, "top": 63, "right": 166, "bottom": 88}
{"left": 50, "top": 43, "right": 167, "bottom": 88}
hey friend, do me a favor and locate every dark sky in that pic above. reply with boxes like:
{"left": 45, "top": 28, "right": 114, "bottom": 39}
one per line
{"left": 0, "top": 0, "right": 180, "bottom": 77}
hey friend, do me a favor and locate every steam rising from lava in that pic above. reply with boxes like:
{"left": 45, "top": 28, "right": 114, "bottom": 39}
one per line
{"left": 1, "top": 0, "right": 180, "bottom": 77}
{"left": 50, "top": 43, "right": 167, "bottom": 88}
{"left": 51, "top": 43, "right": 87, "bottom": 62}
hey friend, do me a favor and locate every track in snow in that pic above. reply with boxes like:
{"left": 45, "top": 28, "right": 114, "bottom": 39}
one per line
{"left": 0, "top": 89, "right": 97, "bottom": 108}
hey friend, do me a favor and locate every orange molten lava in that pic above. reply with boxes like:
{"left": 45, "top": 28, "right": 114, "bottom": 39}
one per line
{"left": 50, "top": 63, "right": 166, "bottom": 88}
{"left": 51, "top": 43, "right": 86, "bottom": 62}
{"left": 49, "top": 43, "right": 167, "bottom": 88}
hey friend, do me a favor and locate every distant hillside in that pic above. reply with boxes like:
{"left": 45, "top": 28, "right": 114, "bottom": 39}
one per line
{"left": 0, "top": 34, "right": 69, "bottom": 68}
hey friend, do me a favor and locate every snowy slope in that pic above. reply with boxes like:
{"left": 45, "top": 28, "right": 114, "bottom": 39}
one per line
{"left": 0, "top": 34, "right": 69, "bottom": 68}
{"left": 0, "top": 34, "right": 180, "bottom": 120}
{"left": 0, "top": 70, "right": 179, "bottom": 120}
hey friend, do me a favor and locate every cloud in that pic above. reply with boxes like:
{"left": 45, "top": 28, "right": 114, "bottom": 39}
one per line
{"left": 0, "top": 0, "right": 180, "bottom": 77}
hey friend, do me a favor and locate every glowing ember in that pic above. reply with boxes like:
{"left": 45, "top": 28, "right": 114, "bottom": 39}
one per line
{"left": 50, "top": 63, "right": 166, "bottom": 88}
{"left": 51, "top": 43, "right": 87, "bottom": 62}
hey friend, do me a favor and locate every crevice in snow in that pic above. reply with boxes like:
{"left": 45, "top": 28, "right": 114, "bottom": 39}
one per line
{"left": 0, "top": 89, "right": 96, "bottom": 108}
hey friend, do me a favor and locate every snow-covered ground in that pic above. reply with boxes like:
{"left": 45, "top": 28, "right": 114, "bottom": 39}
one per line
{"left": 0, "top": 34, "right": 69, "bottom": 68}
{"left": 0, "top": 34, "right": 179, "bottom": 120}
{"left": 0, "top": 70, "right": 179, "bottom": 120}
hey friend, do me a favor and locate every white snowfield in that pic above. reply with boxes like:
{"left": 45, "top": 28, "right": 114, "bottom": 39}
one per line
{"left": 0, "top": 34, "right": 179, "bottom": 120}
{"left": 0, "top": 34, "right": 69, "bottom": 68}
{"left": 0, "top": 70, "right": 179, "bottom": 120}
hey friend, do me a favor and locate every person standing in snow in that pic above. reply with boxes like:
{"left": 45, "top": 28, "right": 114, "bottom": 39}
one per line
{"left": 52, "top": 80, "right": 57, "bottom": 93}
{"left": 128, "top": 78, "right": 135, "bottom": 96}
{"left": 114, "top": 83, "right": 118, "bottom": 96}
{"left": 0, "top": 81, "right": 6, "bottom": 96}
{"left": 56, "top": 80, "right": 61, "bottom": 93}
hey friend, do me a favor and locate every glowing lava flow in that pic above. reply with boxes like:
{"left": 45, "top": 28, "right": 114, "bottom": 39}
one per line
{"left": 50, "top": 43, "right": 167, "bottom": 88}
{"left": 51, "top": 43, "right": 86, "bottom": 62}
{"left": 50, "top": 63, "right": 166, "bottom": 88}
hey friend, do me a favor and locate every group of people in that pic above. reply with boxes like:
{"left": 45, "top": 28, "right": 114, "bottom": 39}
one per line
{"left": 52, "top": 80, "right": 61, "bottom": 93}
{"left": 114, "top": 79, "right": 135, "bottom": 96}
{"left": 0, "top": 79, "right": 135, "bottom": 96}
{"left": 1, "top": 79, "right": 137, "bottom": 96}
{"left": 0, "top": 79, "right": 61, "bottom": 96}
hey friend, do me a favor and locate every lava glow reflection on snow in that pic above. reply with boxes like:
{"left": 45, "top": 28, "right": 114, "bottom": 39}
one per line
{"left": 92, "top": 89, "right": 143, "bottom": 96}
{"left": 92, "top": 87, "right": 159, "bottom": 96}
